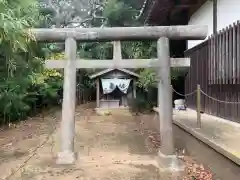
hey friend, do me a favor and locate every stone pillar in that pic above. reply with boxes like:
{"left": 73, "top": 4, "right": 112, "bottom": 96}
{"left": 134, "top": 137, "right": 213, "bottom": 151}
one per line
{"left": 157, "top": 37, "right": 174, "bottom": 155}
{"left": 113, "top": 41, "right": 122, "bottom": 68}
{"left": 96, "top": 78, "right": 100, "bottom": 108}
{"left": 157, "top": 37, "right": 184, "bottom": 176}
{"left": 57, "top": 37, "right": 77, "bottom": 164}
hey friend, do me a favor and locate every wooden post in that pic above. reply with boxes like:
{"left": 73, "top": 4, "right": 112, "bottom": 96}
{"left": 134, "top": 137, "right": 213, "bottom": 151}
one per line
{"left": 197, "top": 84, "right": 201, "bottom": 128}
{"left": 133, "top": 80, "right": 136, "bottom": 98}
{"left": 213, "top": 0, "right": 217, "bottom": 34}
{"left": 96, "top": 78, "right": 100, "bottom": 108}
{"left": 170, "top": 84, "right": 173, "bottom": 100}
{"left": 158, "top": 37, "right": 174, "bottom": 155}
{"left": 157, "top": 77, "right": 161, "bottom": 108}
{"left": 57, "top": 37, "right": 77, "bottom": 164}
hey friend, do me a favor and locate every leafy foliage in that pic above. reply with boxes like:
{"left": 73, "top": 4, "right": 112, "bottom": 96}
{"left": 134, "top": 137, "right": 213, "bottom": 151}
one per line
{"left": 39, "top": 0, "right": 107, "bottom": 28}
{"left": 78, "top": 42, "right": 113, "bottom": 59}
{"left": 103, "top": 0, "right": 138, "bottom": 27}
{"left": 0, "top": 0, "right": 64, "bottom": 124}
{"left": 0, "top": 0, "right": 188, "bottom": 124}
{"left": 136, "top": 69, "right": 158, "bottom": 92}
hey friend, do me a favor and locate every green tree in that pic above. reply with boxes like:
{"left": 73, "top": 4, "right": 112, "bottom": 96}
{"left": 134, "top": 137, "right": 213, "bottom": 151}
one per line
{"left": 0, "top": 0, "right": 65, "bottom": 124}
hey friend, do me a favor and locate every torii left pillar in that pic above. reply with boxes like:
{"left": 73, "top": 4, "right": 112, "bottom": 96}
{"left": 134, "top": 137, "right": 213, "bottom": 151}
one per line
{"left": 56, "top": 37, "right": 77, "bottom": 164}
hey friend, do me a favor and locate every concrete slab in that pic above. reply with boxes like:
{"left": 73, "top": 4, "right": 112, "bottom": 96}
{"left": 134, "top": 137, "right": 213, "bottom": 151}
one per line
{"left": 95, "top": 107, "right": 130, "bottom": 116}
{"left": 173, "top": 109, "right": 240, "bottom": 166}
{"left": 153, "top": 107, "right": 240, "bottom": 166}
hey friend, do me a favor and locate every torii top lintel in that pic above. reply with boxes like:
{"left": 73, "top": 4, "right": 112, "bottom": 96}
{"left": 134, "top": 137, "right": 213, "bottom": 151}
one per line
{"left": 30, "top": 25, "right": 208, "bottom": 42}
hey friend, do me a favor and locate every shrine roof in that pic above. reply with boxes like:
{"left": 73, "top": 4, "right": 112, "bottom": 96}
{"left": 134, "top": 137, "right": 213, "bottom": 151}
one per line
{"left": 138, "top": 0, "right": 207, "bottom": 25}
{"left": 89, "top": 68, "right": 140, "bottom": 79}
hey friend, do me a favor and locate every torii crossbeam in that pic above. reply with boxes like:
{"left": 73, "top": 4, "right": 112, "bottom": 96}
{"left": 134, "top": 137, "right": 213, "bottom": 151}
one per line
{"left": 30, "top": 25, "right": 207, "bottom": 170}
{"left": 45, "top": 58, "right": 190, "bottom": 69}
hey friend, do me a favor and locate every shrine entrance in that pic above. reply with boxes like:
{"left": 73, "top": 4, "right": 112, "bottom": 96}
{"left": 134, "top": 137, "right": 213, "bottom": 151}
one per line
{"left": 89, "top": 67, "right": 139, "bottom": 109}
{"left": 31, "top": 25, "right": 207, "bottom": 172}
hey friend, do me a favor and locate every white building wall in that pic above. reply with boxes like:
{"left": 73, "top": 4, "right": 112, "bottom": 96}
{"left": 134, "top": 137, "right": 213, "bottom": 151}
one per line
{"left": 217, "top": 0, "right": 240, "bottom": 30}
{"left": 187, "top": 0, "right": 240, "bottom": 49}
{"left": 188, "top": 1, "right": 213, "bottom": 49}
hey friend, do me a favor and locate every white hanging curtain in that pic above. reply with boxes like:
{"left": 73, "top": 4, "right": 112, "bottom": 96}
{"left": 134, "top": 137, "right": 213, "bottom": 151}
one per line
{"left": 101, "top": 78, "right": 131, "bottom": 94}
{"left": 116, "top": 79, "right": 131, "bottom": 94}
{"left": 101, "top": 79, "right": 117, "bottom": 94}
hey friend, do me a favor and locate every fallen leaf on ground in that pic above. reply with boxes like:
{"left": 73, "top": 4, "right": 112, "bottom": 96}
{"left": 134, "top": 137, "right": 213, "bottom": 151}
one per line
{"left": 181, "top": 156, "right": 213, "bottom": 180}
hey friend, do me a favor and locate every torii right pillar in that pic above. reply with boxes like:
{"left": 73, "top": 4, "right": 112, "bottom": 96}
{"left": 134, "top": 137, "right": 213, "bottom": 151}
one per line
{"left": 157, "top": 37, "right": 185, "bottom": 177}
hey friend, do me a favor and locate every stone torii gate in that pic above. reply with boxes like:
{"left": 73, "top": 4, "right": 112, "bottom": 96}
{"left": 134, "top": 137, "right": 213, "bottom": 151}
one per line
{"left": 31, "top": 25, "right": 207, "bottom": 167}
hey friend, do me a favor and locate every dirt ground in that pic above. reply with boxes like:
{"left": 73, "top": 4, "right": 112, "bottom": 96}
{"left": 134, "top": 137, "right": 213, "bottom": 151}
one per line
{"left": 3, "top": 103, "right": 235, "bottom": 180}
{"left": 0, "top": 104, "right": 161, "bottom": 180}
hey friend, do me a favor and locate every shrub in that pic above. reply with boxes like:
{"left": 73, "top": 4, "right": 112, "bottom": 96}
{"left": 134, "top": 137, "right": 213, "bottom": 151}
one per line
{"left": 0, "top": 72, "right": 63, "bottom": 124}
{"left": 0, "top": 55, "right": 64, "bottom": 125}
{"left": 129, "top": 97, "right": 155, "bottom": 114}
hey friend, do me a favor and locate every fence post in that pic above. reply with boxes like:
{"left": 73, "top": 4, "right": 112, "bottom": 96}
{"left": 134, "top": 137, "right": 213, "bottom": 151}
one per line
{"left": 197, "top": 84, "right": 201, "bottom": 128}
{"left": 170, "top": 85, "right": 173, "bottom": 108}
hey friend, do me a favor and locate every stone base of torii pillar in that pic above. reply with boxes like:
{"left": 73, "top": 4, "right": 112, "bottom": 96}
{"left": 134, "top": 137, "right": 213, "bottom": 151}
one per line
{"left": 152, "top": 108, "right": 185, "bottom": 178}
{"left": 56, "top": 151, "right": 77, "bottom": 165}
{"left": 157, "top": 150, "right": 185, "bottom": 179}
